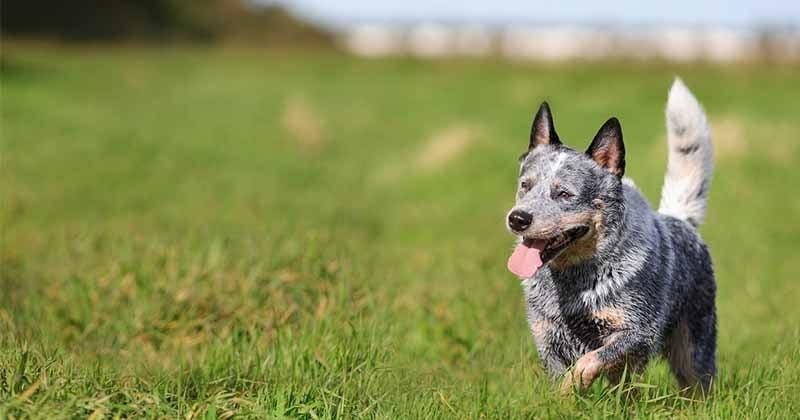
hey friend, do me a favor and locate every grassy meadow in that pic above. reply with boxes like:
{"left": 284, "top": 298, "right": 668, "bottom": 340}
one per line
{"left": 2, "top": 45, "right": 800, "bottom": 418}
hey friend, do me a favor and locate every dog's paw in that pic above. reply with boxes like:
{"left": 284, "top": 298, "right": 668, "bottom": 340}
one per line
{"left": 560, "top": 351, "right": 603, "bottom": 395}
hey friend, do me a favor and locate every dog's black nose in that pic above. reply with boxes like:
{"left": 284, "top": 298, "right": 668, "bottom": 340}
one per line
{"left": 508, "top": 210, "right": 533, "bottom": 232}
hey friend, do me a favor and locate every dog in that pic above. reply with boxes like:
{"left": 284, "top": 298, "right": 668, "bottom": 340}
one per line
{"left": 505, "top": 78, "right": 716, "bottom": 394}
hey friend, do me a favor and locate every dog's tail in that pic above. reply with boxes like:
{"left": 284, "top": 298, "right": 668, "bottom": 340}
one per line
{"left": 658, "top": 78, "right": 713, "bottom": 228}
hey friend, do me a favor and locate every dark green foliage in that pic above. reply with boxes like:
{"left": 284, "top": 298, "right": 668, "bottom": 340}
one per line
{"left": 1, "top": 1, "right": 334, "bottom": 45}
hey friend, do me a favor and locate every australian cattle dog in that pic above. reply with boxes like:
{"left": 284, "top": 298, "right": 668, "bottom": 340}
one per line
{"left": 506, "top": 79, "right": 716, "bottom": 393}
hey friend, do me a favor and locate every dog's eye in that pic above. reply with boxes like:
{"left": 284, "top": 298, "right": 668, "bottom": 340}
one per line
{"left": 557, "top": 190, "right": 574, "bottom": 200}
{"left": 520, "top": 181, "right": 531, "bottom": 191}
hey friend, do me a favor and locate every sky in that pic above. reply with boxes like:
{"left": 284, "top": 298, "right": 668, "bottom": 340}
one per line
{"left": 262, "top": 0, "right": 800, "bottom": 27}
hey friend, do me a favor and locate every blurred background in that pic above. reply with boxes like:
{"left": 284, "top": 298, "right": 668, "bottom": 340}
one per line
{"left": 2, "top": 1, "right": 800, "bottom": 418}
{"left": 3, "top": 1, "right": 800, "bottom": 60}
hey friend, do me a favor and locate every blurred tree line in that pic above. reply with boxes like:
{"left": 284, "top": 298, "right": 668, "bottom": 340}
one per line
{"left": 1, "top": 0, "right": 334, "bottom": 46}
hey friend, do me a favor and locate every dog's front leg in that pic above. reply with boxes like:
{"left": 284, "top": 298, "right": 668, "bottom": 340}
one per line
{"left": 559, "top": 350, "right": 604, "bottom": 394}
{"left": 560, "top": 332, "right": 650, "bottom": 394}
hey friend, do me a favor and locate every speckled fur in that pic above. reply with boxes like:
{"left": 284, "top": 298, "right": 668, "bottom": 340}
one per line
{"left": 507, "top": 79, "right": 716, "bottom": 393}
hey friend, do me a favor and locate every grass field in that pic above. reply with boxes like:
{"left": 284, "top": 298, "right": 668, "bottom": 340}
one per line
{"left": 2, "top": 45, "right": 800, "bottom": 418}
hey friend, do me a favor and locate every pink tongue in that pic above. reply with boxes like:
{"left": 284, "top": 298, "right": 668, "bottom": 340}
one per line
{"left": 507, "top": 240, "right": 545, "bottom": 279}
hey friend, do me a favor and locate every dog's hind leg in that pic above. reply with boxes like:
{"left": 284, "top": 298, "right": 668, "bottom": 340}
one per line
{"left": 666, "top": 319, "right": 696, "bottom": 388}
{"left": 666, "top": 301, "right": 717, "bottom": 393}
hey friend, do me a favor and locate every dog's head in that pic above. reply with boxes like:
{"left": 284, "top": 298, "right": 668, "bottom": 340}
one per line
{"left": 506, "top": 102, "right": 626, "bottom": 278}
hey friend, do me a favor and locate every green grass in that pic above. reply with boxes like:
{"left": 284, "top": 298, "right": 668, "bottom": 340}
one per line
{"left": 2, "top": 45, "right": 800, "bottom": 418}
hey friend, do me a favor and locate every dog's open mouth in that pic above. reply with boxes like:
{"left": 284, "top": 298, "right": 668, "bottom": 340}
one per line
{"left": 507, "top": 226, "right": 590, "bottom": 278}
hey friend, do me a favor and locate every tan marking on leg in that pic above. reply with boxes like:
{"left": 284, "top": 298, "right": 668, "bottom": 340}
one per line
{"left": 560, "top": 350, "right": 604, "bottom": 394}
{"left": 592, "top": 307, "right": 626, "bottom": 329}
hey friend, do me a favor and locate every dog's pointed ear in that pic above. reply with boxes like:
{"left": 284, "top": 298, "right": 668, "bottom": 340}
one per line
{"left": 586, "top": 117, "right": 625, "bottom": 177}
{"left": 529, "top": 102, "right": 561, "bottom": 151}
